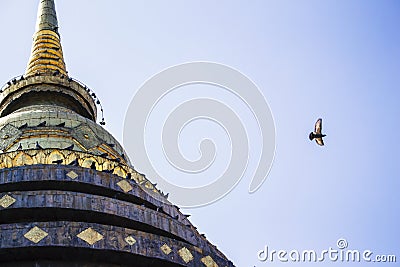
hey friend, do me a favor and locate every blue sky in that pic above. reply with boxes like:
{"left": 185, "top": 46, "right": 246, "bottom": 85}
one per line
{"left": 0, "top": 1, "right": 399, "bottom": 266}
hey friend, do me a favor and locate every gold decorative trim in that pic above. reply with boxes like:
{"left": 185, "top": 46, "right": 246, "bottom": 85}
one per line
{"left": 161, "top": 243, "right": 172, "bottom": 255}
{"left": 0, "top": 156, "right": 12, "bottom": 168}
{"left": 47, "top": 150, "right": 65, "bottom": 164}
{"left": 24, "top": 226, "right": 48, "bottom": 243}
{"left": 0, "top": 194, "right": 16, "bottom": 208}
{"left": 66, "top": 171, "right": 78, "bottom": 180}
{"left": 117, "top": 180, "right": 133, "bottom": 193}
{"left": 82, "top": 157, "right": 99, "bottom": 170}
{"left": 125, "top": 236, "right": 137, "bottom": 246}
{"left": 113, "top": 166, "right": 127, "bottom": 178}
{"left": 178, "top": 247, "right": 194, "bottom": 263}
{"left": 77, "top": 227, "right": 104, "bottom": 245}
{"left": 26, "top": 29, "right": 67, "bottom": 76}
{"left": 13, "top": 151, "right": 34, "bottom": 166}
{"left": 201, "top": 256, "right": 219, "bottom": 267}
{"left": 0, "top": 148, "right": 159, "bottom": 197}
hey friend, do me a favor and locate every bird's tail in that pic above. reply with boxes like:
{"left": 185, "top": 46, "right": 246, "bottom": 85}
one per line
{"left": 309, "top": 132, "right": 315, "bottom": 140}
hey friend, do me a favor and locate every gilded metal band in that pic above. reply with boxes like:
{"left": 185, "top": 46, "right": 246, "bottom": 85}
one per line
{"left": 26, "top": 30, "right": 67, "bottom": 76}
{"left": 0, "top": 148, "right": 159, "bottom": 189}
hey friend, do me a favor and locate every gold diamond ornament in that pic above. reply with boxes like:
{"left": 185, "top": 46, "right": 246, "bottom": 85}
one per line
{"left": 125, "top": 235, "right": 137, "bottom": 245}
{"left": 24, "top": 226, "right": 48, "bottom": 243}
{"left": 178, "top": 247, "right": 194, "bottom": 263}
{"left": 161, "top": 243, "right": 172, "bottom": 255}
{"left": 201, "top": 255, "right": 219, "bottom": 267}
{"left": 0, "top": 194, "right": 16, "bottom": 208}
{"left": 66, "top": 171, "right": 78, "bottom": 179}
{"left": 117, "top": 180, "right": 133, "bottom": 193}
{"left": 77, "top": 227, "right": 104, "bottom": 245}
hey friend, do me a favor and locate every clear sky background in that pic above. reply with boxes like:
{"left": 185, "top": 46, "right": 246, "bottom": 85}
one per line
{"left": 0, "top": 1, "right": 399, "bottom": 266}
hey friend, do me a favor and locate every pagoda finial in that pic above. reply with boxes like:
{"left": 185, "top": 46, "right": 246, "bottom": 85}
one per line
{"left": 26, "top": 0, "right": 67, "bottom": 77}
{"left": 36, "top": 0, "right": 59, "bottom": 33}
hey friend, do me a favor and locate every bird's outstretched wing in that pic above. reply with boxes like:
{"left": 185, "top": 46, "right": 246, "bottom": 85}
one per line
{"left": 314, "top": 118, "right": 322, "bottom": 134}
{"left": 315, "top": 137, "right": 324, "bottom": 146}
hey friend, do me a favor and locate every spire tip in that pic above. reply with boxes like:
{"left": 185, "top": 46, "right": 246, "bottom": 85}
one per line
{"left": 26, "top": 0, "right": 67, "bottom": 77}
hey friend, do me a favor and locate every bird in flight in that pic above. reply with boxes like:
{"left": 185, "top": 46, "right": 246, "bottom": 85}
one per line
{"left": 309, "top": 118, "right": 326, "bottom": 146}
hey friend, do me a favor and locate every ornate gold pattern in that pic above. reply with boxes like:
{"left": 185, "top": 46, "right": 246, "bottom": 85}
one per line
{"left": 47, "top": 150, "right": 65, "bottom": 164}
{"left": 0, "top": 194, "right": 16, "bottom": 208}
{"left": 66, "top": 153, "right": 78, "bottom": 165}
{"left": 161, "top": 243, "right": 172, "bottom": 255}
{"left": 145, "top": 181, "right": 155, "bottom": 190}
{"left": 113, "top": 166, "right": 127, "bottom": 178}
{"left": 102, "top": 160, "right": 116, "bottom": 172}
{"left": 24, "top": 226, "right": 48, "bottom": 243}
{"left": 178, "top": 247, "right": 194, "bottom": 263}
{"left": 66, "top": 171, "right": 78, "bottom": 179}
{"left": 1, "top": 149, "right": 126, "bottom": 177}
{"left": 82, "top": 157, "right": 99, "bottom": 170}
{"left": 0, "top": 156, "right": 12, "bottom": 168}
{"left": 32, "top": 150, "right": 47, "bottom": 165}
{"left": 77, "top": 227, "right": 104, "bottom": 245}
{"left": 125, "top": 236, "right": 137, "bottom": 246}
{"left": 13, "top": 152, "right": 34, "bottom": 167}
{"left": 0, "top": 148, "right": 162, "bottom": 196}
{"left": 117, "top": 180, "right": 133, "bottom": 193}
{"left": 201, "top": 256, "right": 219, "bottom": 267}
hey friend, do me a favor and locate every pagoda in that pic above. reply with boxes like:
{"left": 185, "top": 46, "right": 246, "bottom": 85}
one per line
{"left": 0, "top": 1, "right": 234, "bottom": 266}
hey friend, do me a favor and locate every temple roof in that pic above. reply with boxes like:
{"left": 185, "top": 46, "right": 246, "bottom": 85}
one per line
{"left": 0, "top": 1, "right": 235, "bottom": 266}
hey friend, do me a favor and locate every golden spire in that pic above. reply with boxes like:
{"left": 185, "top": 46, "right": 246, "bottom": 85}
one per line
{"left": 26, "top": 0, "right": 67, "bottom": 77}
